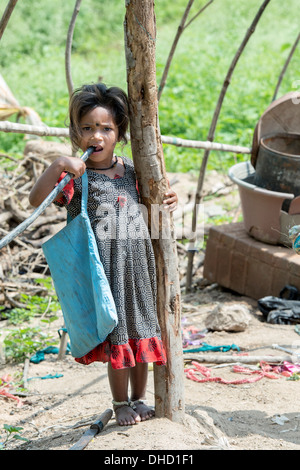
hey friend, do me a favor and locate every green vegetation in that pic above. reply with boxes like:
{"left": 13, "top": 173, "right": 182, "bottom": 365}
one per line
{"left": 1, "top": 293, "right": 59, "bottom": 325}
{"left": 0, "top": 278, "right": 60, "bottom": 361}
{"left": 0, "top": 0, "right": 299, "bottom": 173}
{"left": 0, "top": 278, "right": 59, "bottom": 325}
{"left": 3, "top": 325, "right": 57, "bottom": 362}
{"left": 0, "top": 424, "right": 28, "bottom": 450}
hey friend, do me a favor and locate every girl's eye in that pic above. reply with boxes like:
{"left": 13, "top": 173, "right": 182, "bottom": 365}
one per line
{"left": 82, "top": 126, "right": 91, "bottom": 132}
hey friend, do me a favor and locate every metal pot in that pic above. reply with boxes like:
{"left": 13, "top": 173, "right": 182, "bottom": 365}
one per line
{"left": 254, "top": 133, "right": 300, "bottom": 195}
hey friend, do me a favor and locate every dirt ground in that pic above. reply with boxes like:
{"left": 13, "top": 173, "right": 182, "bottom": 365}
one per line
{"left": 1, "top": 171, "right": 300, "bottom": 452}
{"left": 1, "top": 286, "right": 300, "bottom": 452}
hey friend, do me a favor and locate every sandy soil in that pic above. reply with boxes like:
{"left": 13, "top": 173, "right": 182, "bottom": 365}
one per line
{"left": 1, "top": 282, "right": 300, "bottom": 452}
{"left": 1, "top": 171, "right": 300, "bottom": 453}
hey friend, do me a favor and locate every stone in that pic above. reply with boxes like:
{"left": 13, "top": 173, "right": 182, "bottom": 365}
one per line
{"left": 205, "top": 303, "right": 251, "bottom": 332}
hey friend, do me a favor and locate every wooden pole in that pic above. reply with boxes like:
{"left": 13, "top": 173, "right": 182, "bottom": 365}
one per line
{"left": 0, "top": 0, "right": 19, "bottom": 42}
{"left": 65, "top": 0, "right": 82, "bottom": 97}
{"left": 184, "top": 355, "right": 294, "bottom": 364}
{"left": 0, "top": 120, "right": 251, "bottom": 154}
{"left": 124, "top": 0, "right": 185, "bottom": 423}
{"left": 272, "top": 31, "right": 300, "bottom": 101}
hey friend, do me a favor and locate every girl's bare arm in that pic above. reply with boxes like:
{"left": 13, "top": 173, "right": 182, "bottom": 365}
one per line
{"left": 29, "top": 156, "right": 86, "bottom": 207}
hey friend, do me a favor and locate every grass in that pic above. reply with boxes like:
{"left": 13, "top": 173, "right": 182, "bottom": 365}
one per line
{"left": 0, "top": 0, "right": 299, "bottom": 173}
{"left": 157, "top": 1, "right": 300, "bottom": 172}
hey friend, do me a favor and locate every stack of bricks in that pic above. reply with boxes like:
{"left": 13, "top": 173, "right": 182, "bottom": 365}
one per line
{"left": 203, "top": 222, "right": 300, "bottom": 300}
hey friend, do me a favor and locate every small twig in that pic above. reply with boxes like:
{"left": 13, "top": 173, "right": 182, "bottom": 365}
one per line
{"left": 4, "top": 290, "right": 28, "bottom": 308}
{"left": 0, "top": 280, "right": 48, "bottom": 294}
{"left": 0, "top": 228, "right": 36, "bottom": 251}
{"left": 0, "top": 152, "right": 19, "bottom": 163}
{"left": 40, "top": 296, "right": 52, "bottom": 318}
{"left": 25, "top": 153, "right": 51, "bottom": 168}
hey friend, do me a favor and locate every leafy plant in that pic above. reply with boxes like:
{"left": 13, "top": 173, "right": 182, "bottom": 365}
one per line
{"left": 287, "top": 373, "right": 300, "bottom": 381}
{"left": 3, "top": 326, "right": 58, "bottom": 362}
{"left": 0, "top": 294, "right": 59, "bottom": 325}
{"left": 0, "top": 424, "right": 28, "bottom": 450}
{"left": 0, "top": 278, "right": 60, "bottom": 325}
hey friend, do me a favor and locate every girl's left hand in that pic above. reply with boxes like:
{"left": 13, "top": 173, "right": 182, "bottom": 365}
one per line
{"left": 163, "top": 189, "right": 178, "bottom": 212}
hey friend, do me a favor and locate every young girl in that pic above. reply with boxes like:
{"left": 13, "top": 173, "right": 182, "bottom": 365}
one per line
{"left": 29, "top": 83, "right": 178, "bottom": 426}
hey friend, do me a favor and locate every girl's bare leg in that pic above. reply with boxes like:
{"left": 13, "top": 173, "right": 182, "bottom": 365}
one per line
{"left": 130, "top": 362, "right": 155, "bottom": 421}
{"left": 108, "top": 363, "right": 141, "bottom": 426}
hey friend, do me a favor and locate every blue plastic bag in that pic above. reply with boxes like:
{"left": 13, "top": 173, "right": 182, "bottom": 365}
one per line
{"left": 42, "top": 171, "right": 118, "bottom": 358}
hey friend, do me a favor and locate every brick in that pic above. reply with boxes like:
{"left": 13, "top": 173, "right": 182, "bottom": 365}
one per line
{"left": 230, "top": 251, "right": 247, "bottom": 293}
{"left": 203, "top": 222, "right": 300, "bottom": 300}
{"left": 245, "top": 257, "right": 272, "bottom": 299}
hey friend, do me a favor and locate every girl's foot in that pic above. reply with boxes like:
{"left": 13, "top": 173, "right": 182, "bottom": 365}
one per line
{"left": 113, "top": 401, "right": 141, "bottom": 426}
{"left": 133, "top": 400, "right": 155, "bottom": 422}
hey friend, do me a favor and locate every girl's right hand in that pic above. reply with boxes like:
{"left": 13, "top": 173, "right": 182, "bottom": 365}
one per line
{"left": 29, "top": 156, "right": 86, "bottom": 207}
{"left": 60, "top": 156, "right": 86, "bottom": 179}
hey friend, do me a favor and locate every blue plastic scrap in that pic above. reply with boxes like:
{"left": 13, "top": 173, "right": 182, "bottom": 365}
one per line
{"left": 28, "top": 373, "right": 63, "bottom": 381}
{"left": 183, "top": 343, "right": 240, "bottom": 353}
{"left": 30, "top": 346, "right": 60, "bottom": 364}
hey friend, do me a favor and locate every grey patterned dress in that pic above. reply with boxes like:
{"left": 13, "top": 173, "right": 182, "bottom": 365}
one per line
{"left": 56, "top": 156, "right": 166, "bottom": 369}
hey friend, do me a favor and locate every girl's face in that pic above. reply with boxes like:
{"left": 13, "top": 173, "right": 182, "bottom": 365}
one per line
{"left": 79, "top": 106, "right": 119, "bottom": 165}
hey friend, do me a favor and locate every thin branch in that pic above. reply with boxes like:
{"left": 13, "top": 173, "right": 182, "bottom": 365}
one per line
{"left": 158, "top": 0, "right": 194, "bottom": 101}
{"left": 158, "top": 0, "right": 213, "bottom": 102}
{"left": 0, "top": 151, "right": 19, "bottom": 162}
{"left": 272, "top": 31, "right": 300, "bottom": 101}
{"left": 0, "top": 0, "right": 18, "bottom": 42}
{"left": 183, "top": 0, "right": 213, "bottom": 30}
{"left": 65, "top": 0, "right": 82, "bottom": 97}
{"left": 185, "top": 0, "right": 272, "bottom": 292}
{"left": 0, "top": 120, "right": 251, "bottom": 154}
{"left": 161, "top": 134, "right": 250, "bottom": 154}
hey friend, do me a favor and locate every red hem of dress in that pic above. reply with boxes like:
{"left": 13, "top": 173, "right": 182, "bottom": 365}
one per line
{"left": 75, "top": 337, "right": 167, "bottom": 369}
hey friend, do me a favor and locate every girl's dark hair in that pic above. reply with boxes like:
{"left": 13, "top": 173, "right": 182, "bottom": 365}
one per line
{"left": 69, "top": 83, "right": 129, "bottom": 150}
